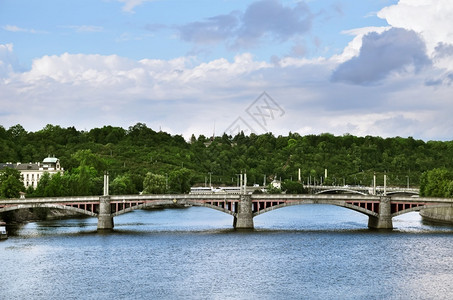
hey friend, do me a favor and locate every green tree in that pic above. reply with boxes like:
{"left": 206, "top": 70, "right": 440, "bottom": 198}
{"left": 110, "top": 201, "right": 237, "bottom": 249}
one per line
{"left": 0, "top": 168, "right": 24, "bottom": 198}
{"left": 420, "top": 168, "right": 453, "bottom": 197}
{"left": 34, "top": 172, "right": 51, "bottom": 197}
{"left": 76, "top": 165, "right": 97, "bottom": 196}
{"left": 46, "top": 172, "right": 64, "bottom": 197}
{"left": 111, "top": 174, "right": 135, "bottom": 195}
{"left": 72, "top": 149, "right": 106, "bottom": 173}
{"left": 282, "top": 180, "right": 306, "bottom": 194}
{"left": 142, "top": 172, "right": 167, "bottom": 194}
{"left": 169, "top": 168, "right": 192, "bottom": 193}
{"left": 267, "top": 185, "right": 282, "bottom": 194}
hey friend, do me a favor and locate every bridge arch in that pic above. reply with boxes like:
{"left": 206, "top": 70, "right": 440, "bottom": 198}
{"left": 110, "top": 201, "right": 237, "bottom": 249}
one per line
{"left": 391, "top": 203, "right": 452, "bottom": 218}
{"left": 0, "top": 203, "right": 97, "bottom": 217}
{"left": 189, "top": 202, "right": 236, "bottom": 216}
{"left": 386, "top": 191, "right": 419, "bottom": 196}
{"left": 253, "top": 201, "right": 378, "bottom": 218}
{"left": 112, "top": 200, "right": 236, "bottom": 217}
{"left": 315, "top": 189, "right": 368, "bottom": 196}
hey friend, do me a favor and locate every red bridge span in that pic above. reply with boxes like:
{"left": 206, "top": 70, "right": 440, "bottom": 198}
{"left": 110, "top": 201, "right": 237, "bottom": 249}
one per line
{"left": 1, "top": 194, "right": 452, "bottom": 231}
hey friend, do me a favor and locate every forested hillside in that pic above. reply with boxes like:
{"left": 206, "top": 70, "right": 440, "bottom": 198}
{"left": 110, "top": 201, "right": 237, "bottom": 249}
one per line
{"left": 1, "top": 123, "right": 453, "bottom": 197}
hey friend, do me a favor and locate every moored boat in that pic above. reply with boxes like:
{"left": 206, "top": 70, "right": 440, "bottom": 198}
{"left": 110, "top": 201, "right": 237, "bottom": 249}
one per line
{"left": 0, "top": 221, "right": 7, "bottom": 240}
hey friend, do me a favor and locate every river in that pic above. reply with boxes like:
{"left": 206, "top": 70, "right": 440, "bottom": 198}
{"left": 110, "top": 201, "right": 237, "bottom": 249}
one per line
{"left": 1, "top": 205, "right": 453, "bottom": 299}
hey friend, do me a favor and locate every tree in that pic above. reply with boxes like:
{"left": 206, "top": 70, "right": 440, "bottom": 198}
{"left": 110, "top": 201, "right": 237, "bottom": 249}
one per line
{"left": 111, "top": 174, "right": 135, "bottom": 195}
{"left": 76, "top": 165, "right": 97, "bottom": 196}
{"left": 46, "top": 172, "right": 64, "bottom": 197}
{"left": 72, "top": 149, "right": 106, "bottom": 174}
{"left": 420, "top": 168, "right": 453, "bottom": 197}
{"left": 267, "top": 185, "right": 282, "bottom": 194}
{"left": 169, "top": 168, "right": 192, "bottom": 193}
{"left": 282, "top": 180, "right": 306, "bottom": 194}
{"left": 142, "top": 172, "right": 167, "bottom": 194}
{"left": 7, "top": 124, "right": 27, "bottom": 140}
{"left": 0, "top": 168, "right": 24, "bottom": 198}
{"left": 33, "top": 172, "right": 51, "bottom": 197}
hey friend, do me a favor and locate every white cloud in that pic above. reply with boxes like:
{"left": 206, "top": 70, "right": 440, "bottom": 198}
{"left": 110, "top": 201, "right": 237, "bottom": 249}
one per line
{"left": 334, "top": 26, "right": 390, "bottom": 63}
{"left": 0, "top": 43, "right": 20, "bottom": 77}
{"left": 332, "top": 28, "right": 430, "bottom": 85}
{"left": 0, "top": 46, "right": 451, "bottom": 140}
{"left": 331, "top": 0, "right": 453, "bottom": 86}
{"left": 3, "top": 25, "right": 26, "bottom": 32}
{"left": 2, "top": 25, "right": 47, "bottom": 34}
{"left": 62, "top": 25, "right": 104, "bottom": 33}
{"left": 164, "top": 0, "right": 313, "bottom": 49}
{"left": 378, "top": 0, "right": 453, "bottom": 56}
{"left": 118, "top": 0, "right": 153, "bottom": 13}
{"left": 3, "top": 0, "right": 453, "bottom": 141}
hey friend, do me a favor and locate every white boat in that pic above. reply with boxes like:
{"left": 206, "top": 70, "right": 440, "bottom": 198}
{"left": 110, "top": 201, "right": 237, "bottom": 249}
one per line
{"left": 0, "top": 222, "right": 7, "bottom": 240}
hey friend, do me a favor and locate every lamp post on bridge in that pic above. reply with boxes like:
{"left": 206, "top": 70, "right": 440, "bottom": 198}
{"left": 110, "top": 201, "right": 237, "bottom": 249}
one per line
{"left": 373, "top": 173, "right": 376, "bottom": 195}
{"left": 103, "top": 171, "right": 109, "bottom": 196}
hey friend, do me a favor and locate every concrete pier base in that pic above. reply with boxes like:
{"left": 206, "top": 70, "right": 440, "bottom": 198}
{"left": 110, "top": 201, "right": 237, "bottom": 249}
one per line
{"left": 234, "top": 195, "right": 254, "bottom": 229}
{"left": 97, "top": 196, "right": 114, "bottom": 231}
{"left": 368, "top": 196, "right": 393, "bottom": 229}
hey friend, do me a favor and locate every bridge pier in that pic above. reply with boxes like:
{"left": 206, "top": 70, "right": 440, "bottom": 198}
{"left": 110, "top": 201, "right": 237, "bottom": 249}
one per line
{"left": 368, "top": 196, "right": 393, "bottom": 229}
{"left": 97, "top": 196, "right": 114, "bottom": 231}
{"left": 234, "top": 195, "right": 254, "bottom": 229}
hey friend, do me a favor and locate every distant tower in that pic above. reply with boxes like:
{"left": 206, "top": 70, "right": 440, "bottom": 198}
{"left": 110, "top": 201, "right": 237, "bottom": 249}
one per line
{"left": 211, "top": 122, "right": 216, "bottom": 141}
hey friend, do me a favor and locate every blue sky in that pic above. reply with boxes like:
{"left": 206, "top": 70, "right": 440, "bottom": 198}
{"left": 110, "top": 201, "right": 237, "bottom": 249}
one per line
{"left": 0, "top": 0, "right": 391, "bottom": 64}
{"left": 1, "top": 0, "right": 453, "bottom": 140}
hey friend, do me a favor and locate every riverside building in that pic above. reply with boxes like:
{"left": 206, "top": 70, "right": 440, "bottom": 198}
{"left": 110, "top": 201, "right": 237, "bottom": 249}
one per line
{"left": 0, "top": 157, "right": 64, "bottom": 188}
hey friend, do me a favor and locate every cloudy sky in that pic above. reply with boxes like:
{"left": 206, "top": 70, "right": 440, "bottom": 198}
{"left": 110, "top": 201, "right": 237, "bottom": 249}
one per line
{"left": 1, "top": 0, "right": 452, "bottom": 140}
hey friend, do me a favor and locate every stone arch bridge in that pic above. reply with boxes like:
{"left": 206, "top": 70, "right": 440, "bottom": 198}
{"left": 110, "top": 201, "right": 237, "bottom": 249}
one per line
{"left": 1, "top": 194, "right": 452, "bottom": 231}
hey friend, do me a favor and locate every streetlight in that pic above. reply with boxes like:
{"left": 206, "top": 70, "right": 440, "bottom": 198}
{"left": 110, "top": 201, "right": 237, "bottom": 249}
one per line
{"left": 165, "top": 173, "right": 168, "bottom": 192}
{"left": 208, "top": 172, "right": 212, "bottom": 188}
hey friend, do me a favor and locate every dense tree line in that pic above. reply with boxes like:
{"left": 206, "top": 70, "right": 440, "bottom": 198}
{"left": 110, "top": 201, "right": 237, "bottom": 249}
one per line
{"left": 1, "top": 123, "right": 453, "bottom": 198}
{"left": 419, "top": 168, "right": 453, "bottom": 198}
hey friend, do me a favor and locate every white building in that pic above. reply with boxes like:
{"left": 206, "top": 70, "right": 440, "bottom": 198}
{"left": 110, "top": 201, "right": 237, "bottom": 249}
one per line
{"left": 270, "top": 179, "right": 282, "bottom": 189}
{"left": 1, "top": 157, "right": 64, "bottom": 188}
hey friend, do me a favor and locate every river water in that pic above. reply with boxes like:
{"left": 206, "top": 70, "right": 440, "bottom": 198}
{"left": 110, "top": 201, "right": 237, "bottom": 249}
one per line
{"left": 1, "top": 205, "right": 453, "bottom": 299}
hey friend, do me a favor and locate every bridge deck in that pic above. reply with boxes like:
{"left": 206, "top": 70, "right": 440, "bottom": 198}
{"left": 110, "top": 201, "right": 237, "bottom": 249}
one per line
{"left": 1, "top": 194, "right": 452, "bottom": 219}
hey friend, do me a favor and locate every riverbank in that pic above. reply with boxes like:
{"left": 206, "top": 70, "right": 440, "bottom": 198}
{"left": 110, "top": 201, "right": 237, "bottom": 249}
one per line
{"left": 420, "top": 207, "right": 453, "bottom": 224}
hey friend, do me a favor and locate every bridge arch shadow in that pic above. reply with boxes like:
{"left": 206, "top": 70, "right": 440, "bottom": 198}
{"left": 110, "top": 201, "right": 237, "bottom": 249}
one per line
{"left": 0, "top": 204, "right": 97, "bottom": 217}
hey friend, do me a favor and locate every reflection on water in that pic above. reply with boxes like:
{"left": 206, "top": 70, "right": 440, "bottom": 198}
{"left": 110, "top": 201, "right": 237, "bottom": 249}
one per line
{"left": 1, "top": 205, "right": 453, "bottom": 299}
